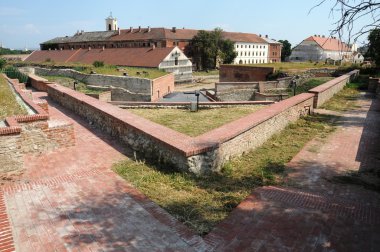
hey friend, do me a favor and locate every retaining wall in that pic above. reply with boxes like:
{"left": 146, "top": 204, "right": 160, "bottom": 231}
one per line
{"left": 0, "top": 76, "right": 75, "bottom": 174}
{"left": 215, "top": 82, "right": 259, "bottom": 101}
{"left": 308, "top": 70, "right": 359, "bottom": 108}
{"left": 30, "top": 67, "right": 174, "bottom": 102}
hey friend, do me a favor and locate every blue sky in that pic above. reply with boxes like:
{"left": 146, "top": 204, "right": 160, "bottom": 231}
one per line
{"left": 0, "top": 0, "right": 371, "bottom": 50}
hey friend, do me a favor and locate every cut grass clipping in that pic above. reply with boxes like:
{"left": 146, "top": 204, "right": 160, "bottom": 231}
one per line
{"left": 128, "top": 106, "right": 263, "bottom": 137}
{"left": 0, "top": 74, "right": 27, "bottom": 120}
{"left": 114, "top": 114, "right": 337, "bottom": 235}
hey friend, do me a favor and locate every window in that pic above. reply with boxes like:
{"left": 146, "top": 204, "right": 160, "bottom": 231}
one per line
{"left": 175, "top": 57, "right": 178, "bottom": 66}
{"left": 249, "top": 45, "right": 251, "bottom": 48}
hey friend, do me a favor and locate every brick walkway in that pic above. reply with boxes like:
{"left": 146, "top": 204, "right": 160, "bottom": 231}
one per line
{"left": 2, "top": 91, "right": 205, "bottom": 251}
{"left": 205, "top": 94, "right": 380, "bottom": 251}
{"left": 3, "top": 90, "right": 380, "bottom": 251}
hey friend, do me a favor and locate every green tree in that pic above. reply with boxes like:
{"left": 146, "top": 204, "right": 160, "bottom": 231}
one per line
{"left": 367, "top": 29, "right": 380, "bottom": 66}
{"left": 186, "top": 28, "right": 237, "bottom": 70}
{"left": 278, "top": 40, "right": 291, "bottom": 62}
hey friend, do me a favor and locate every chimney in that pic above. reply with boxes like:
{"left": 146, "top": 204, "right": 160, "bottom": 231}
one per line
{"left": 118, "top": 27, "right": 120, "bottom": 35}
{"left": 102, "top": 46, "right": 105, "bottom": 51}
{"left": 152, "top": 44, "right": 155, "bottom": 50}
{"left": 265, "top": 35, "right": 268, "bottom": 38}
{"left": 138, "top": 26, "right": 141, "bottom": 32}
{"left": 148, "top": 26, "right": 151, "bottom": 32}
{"left": 130, "top": 27, "right": 133, "bottom": 32}
{"left": 88, "top": 47, "right": 91, "bottom": 51}
{"left": 172, "top": 27, "right": 176, "bottom": 33}
{"left": 259, "top": 34, "right": 262, "bottom": 37}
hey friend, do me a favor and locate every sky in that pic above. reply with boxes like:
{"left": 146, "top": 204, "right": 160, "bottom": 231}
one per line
{"left": 0, "top": 0, "right": 372, "bottom": 50}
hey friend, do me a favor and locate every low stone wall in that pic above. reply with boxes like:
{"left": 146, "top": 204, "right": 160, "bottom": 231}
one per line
{"left": 215, "top": 82, "right": 259, "bottom": 101}
{"left": 0, "top": 76, "right": 75, "bottom": 174}
{"left": 44, "top": 76, "right": 315, "bottom": 174}
{"left": 86, "top": 91, "right": 111, "bottom": 102}
{"left": 254, "top": 92, "right": 289, "bottom": 102}
{"left": 308, "top": 70, "right": 359, "bottom": 108}
{"left": 31, "top": 67, "right": 174, "bottom": 102}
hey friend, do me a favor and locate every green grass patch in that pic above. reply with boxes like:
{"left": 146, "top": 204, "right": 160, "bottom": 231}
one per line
{"left": 288, "top": 77, "right": 334, "bottom": 97}
{"left": 193, "top": 70, "right": 219, "bottom": 76}
{"left": 128, "top": 107, "right": 263, "bottom": 137}
{"left": 80, "top": 65, "right": 167, "bottom": 79}
{"left": 18, "top": 62, "right": 167, "bottom": 80}
{"left": 248, "top": 62, "right": 339, "bottom": 72}
{"left": 0, "top": 74, "right": 27, "bottom": 120}
{"left": 114, "top": 113, "right": 337, "bottom": 235}
{"left": 40, "top": 75, "right": 104, "bottom": 95}
{"left": 321, "top": 82, "right": 363, "bottom": 112}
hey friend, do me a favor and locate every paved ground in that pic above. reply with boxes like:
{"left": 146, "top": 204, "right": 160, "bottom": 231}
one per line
{"left": 2, "top": 91, "right": 205, "bottom": 251}
{"left": 205, "top": 93, "right": 380, "bottom": 251}
{"left": 2, "top": 89, "right": 380, "bottom": 251}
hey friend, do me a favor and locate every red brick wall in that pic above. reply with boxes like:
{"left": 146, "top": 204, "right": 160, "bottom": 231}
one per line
{"left": 268, "top": 44, "right": 282, "bottom": 63}
{"left": 151, "top": 73, "right": 175, "bottom": 102}
{"left": 220, "top": 65, "right": 274, "bottom": 82}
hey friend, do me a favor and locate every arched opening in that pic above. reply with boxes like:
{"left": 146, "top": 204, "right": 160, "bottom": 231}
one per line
{"left": 108, "top": 24, "right": 112, "bottom": 31}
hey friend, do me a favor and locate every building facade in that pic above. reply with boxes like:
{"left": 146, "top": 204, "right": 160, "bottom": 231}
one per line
{"left": 290, "top": 35, "right": 353, "bottom": 62}
{"left": 261, "top": 36, "right": 282, "bottom": 63}
{"left": 40, "top": 15, "right": 275, "bottom": 65}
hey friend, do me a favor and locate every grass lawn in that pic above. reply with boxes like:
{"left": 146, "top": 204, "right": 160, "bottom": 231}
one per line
{"left": 128, "top": 106, "right": 263, "bottom": 137}
{"left": 0, "top": 74, "right": 27, "bottom": 120}
{"left": 288, "top": 77, "right": 334, "bottom": 97}
{"left": 321, "top": 82, "right": 363, "bottom": 111}
{"left": 193, "top": 70, "right": 219, "bottom": 76}
{"left": 251, "top": 62, "right": 339, "bottom": 72}
{"left": 80, "top": 65, "right": 167, "bottom": 79}
{"left": 114, "top": 113, "right": 337, "bottom": 235}
{"left": 40, "top": 75, "right": 104, "bottom": 94}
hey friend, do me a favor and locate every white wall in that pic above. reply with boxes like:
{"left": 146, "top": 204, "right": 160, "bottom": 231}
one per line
{"left": 159, "top": 47, "right": 193, "bottom": 82}
{"left": 233, "top": 42, "right": 268, "bottom": 64}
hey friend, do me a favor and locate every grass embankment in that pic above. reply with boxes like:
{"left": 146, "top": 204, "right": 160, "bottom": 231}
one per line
{"left": 128, "top": 106, "right": 263, "bottom": 137}
{"left": 114, "top": 113, "right": 337, "bottom": 235}
{"left": 321, "top": 82, "right": 364, "bottom": 111}
{"left": 23, "top": 62, "right": 167, "bottom": 79}
{"left": 193, "top": 70, "right": 220, "bottom": 76}
{"left": 288, "top": 77, "right": 334, "bottom": 97}
{"left": 40, "top": 75, "right": 104, "bottom": 95}
{"left": 253, "top": 62, "right": 339, "bottom": 72}
{"left": 0, "top": 74, "right": 27, "bottom": 120}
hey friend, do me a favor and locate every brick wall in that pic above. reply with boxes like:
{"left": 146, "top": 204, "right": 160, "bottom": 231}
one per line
{"left": 151, "top": 73, "right": 175, "bottom": 102}
{"left": 308, "top": 70, "right": 359, "bottom": 108}
{"left": 0, "top": 76, "right": 75, "bottom": 174}
{"left": 86, "top": 91, "right": 111, "bottom": 102}
{"left": 219, "top": 65, "right": 274, "bottom": 82}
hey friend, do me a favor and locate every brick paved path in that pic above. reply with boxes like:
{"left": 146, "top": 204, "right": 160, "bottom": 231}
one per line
{"left": 3, "top": 89, "right": 380, "bottom": 251}
{"left": 2, "top": 91, "right": 205, "bottom": 251}
{"left": 205, "top": 94, "right": 380, "bottom": 252}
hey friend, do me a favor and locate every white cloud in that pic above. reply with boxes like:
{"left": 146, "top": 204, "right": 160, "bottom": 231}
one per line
{"left": 0, "top": 7, "right": 25, "bottom": 16}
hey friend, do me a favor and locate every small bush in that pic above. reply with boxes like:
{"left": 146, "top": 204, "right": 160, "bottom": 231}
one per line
{"left": 0, "top": 58, "right": 6, "bottom": 69}
{"left": 93, "top": 61, "right": 104, "bottom": 68}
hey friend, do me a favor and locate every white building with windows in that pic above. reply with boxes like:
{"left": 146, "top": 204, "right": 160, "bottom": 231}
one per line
{"left": 233, "top": 42, "right": 268, "bottom": 64}
{"left": 221, "top": 32, "right": 269, "bottom": 65}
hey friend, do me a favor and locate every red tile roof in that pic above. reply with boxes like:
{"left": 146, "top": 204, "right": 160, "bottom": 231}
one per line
{"left": 82, "top": 27, "right": 266, "bottom": 43}
{"left": 305, "top": 36, "right": 351, "bottom": 52}
{"left": 25, "top": 47, "right": 174, "bottom": 67}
